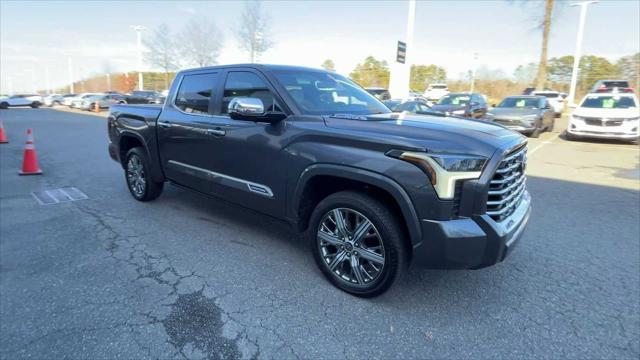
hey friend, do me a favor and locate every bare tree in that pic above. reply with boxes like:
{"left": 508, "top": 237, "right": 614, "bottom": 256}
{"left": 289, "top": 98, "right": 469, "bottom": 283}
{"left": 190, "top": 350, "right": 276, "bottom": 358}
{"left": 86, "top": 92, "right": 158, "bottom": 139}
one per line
{"left": 144, "top": 23, "right": 179, "bottom": 89}
{"left": 535, "top": 0, "right": 555, "bottom": 90}
{"left": 236, "top": 0, "right": 273, "bottom": 63}
{"left": 179, "top": 18, "right": 223, "bottom": 68}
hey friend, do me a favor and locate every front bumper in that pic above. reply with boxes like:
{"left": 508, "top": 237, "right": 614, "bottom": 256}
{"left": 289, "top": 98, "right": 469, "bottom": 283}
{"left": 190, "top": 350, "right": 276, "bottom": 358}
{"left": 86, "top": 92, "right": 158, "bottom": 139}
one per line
{"left": 412, "top": 191, "right": 531, "bottom": 269}
{"left": 493, "top": 118, "right": 536, "bottom": 133}
{"left": 567, "top": 122, "right": 639, "bottom": 140}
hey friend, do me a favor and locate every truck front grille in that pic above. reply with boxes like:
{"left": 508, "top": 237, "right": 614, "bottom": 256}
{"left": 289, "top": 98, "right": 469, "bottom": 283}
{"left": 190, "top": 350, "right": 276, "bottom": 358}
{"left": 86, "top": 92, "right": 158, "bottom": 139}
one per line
{"left": 487, "top": 145, "right": 527, "bottom": 222}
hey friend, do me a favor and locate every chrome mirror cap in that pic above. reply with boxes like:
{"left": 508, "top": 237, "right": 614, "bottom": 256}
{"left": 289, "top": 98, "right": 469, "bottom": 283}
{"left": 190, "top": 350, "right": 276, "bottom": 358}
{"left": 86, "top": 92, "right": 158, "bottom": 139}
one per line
{"left": 228, "top": 97, "right": 265, "bottom": 117}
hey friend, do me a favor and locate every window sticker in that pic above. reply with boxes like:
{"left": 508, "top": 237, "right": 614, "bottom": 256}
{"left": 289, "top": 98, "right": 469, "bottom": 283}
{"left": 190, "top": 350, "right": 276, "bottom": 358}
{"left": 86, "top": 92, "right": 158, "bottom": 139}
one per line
{"left": 602, "top": 98, "right": 615, "bottom": 108}
{"left": 452, "top": 98, "right": 460, "bottom": 105}
{"left": 516, "top": 99, "right": 526, "bottom": 107}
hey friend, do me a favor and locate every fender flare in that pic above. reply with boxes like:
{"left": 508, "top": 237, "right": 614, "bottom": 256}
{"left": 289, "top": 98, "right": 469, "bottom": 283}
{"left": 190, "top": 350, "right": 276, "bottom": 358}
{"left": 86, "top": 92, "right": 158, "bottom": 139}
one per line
{"left": 118, "top": 130, "right": 165, "bottom": 182}
{"left": 291, "top": 163, "right": 422, "bottom": 246}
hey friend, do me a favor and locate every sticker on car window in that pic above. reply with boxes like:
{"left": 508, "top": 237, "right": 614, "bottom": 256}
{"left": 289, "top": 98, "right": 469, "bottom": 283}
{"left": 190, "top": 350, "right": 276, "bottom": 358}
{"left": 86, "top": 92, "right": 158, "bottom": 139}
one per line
{"left": 602, "top": 98, "right": 615, "bottom": 108}
{"left": 452, "top": 98, "right": 460, "bottom": 105}
{"left": 516, "top": 100, "right": 526, "bottom": 107}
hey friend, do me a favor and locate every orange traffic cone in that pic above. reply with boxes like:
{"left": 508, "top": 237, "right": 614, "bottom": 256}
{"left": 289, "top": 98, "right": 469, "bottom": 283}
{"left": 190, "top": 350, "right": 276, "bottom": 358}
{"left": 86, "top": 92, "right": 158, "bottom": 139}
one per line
{"left": 19, "top": 129, "right": 42, "bottom": 175}
{"left": 0, "top": 121, "right": 8, "bottom": 144}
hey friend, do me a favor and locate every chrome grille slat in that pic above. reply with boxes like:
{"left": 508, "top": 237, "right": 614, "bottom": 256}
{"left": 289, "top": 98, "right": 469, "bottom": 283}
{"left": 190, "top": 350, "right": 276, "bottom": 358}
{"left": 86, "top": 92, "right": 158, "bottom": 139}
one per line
{"left": 488, "top": 176, "right": 526, "bottom": 196}
{"left": 487, "top": 145, "right": 528, "bottom": 221}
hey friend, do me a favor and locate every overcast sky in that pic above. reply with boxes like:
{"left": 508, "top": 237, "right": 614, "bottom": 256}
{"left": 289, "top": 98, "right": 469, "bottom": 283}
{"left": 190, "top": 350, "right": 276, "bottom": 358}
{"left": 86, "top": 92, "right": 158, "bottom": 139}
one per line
{"left": 1, "top": 0, "right": 639, "bottom": 93}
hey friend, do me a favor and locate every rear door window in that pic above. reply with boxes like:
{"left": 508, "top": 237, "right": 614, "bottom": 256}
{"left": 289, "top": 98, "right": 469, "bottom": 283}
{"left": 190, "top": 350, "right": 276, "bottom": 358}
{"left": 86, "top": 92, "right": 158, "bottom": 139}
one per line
{"left": 175, "top": 73, "right": 218, "bottom": 114}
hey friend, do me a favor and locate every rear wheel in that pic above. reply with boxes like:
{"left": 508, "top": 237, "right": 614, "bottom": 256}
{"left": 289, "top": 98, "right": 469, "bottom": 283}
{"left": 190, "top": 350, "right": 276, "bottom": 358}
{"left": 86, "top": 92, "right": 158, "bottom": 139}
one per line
{"left": 124, "top": 147, "right": 164, "bottom": 201}
{"left": 30, "top": 102, "right": 40, "bottom": 108}
{"left": 309, "top": 191, "right": 407, "bottom": 297}
{"left": 0, "top": 102, "right": 8, "bottom": 109}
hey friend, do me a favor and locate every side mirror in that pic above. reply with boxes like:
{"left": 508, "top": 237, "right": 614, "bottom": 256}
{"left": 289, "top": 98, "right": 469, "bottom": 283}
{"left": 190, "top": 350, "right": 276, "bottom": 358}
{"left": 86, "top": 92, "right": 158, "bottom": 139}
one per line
{"left": 228, "top": 97, "right": 286, "bottom": 123}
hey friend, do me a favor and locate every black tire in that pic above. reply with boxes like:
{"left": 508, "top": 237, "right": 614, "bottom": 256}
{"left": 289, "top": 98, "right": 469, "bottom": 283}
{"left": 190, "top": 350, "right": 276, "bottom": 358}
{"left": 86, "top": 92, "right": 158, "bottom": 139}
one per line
{"left": 309, "top": 191, "right": 407, "bottom": 297}
{"left": 564, "top": 131, "right": 576, "bottom": 141}
{"left": 124, "top": 147, "right": 164, "bottom": 201}
{"left": 0, "top": 102, "right": 8, "bottom": 109}
{"left": 548, "top": 118, "right": 555, "bottom": 132}
{"left": 529, "top": 120, "right": 541, "bottom": 138}
{"left": 30, "top": 102, "right": 40, "bottom": 108}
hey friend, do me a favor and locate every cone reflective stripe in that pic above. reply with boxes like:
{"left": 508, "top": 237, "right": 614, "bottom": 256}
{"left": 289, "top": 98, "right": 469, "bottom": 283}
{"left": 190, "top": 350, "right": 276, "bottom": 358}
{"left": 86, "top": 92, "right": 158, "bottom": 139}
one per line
{"left": 19, "top": 128, "right": 42, "bottom": 175}
{"left": 0, "top": 121, "right": 8, "bottom": 143}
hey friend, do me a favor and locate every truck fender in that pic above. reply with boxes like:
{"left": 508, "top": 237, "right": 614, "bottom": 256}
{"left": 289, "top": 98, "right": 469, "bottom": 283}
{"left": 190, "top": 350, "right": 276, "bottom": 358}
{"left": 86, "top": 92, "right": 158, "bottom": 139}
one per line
{"left": 118, "top": 129, "right": 165, "bottom": 183}
{"left": 290, "top": 163, "right": 422, "bottom": 247}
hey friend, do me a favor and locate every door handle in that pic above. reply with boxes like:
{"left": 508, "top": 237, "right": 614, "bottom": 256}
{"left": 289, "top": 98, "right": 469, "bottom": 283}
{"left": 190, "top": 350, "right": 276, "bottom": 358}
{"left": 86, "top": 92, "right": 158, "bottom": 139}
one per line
{"left": 207, "top": 128, "right": 226, "bottom": 137}
{"left": 158, "top": 121, "right": 172, "bottom": 128}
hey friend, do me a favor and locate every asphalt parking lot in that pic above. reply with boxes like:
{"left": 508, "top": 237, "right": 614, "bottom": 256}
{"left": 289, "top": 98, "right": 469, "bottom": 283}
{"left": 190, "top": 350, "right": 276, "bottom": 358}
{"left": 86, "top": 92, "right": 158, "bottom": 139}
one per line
{"left": 1, "top": 108, "right": 638, "bottom": 359}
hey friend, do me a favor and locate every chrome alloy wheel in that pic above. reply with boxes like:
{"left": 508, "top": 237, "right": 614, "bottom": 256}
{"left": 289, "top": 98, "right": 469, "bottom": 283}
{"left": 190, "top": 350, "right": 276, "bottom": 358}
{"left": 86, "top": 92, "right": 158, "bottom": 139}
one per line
{"left": 126, "top": 155, "right": 146, "bottom": 197}
{"left": 317, "top": 208, "right": 385, "bottom": 285}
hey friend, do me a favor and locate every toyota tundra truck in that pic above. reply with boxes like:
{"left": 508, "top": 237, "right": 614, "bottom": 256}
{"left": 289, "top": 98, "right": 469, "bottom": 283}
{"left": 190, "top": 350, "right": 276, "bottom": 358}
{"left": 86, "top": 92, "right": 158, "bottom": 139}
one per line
{"left": 107, "top": 64, "right": 531, "bottom": 297}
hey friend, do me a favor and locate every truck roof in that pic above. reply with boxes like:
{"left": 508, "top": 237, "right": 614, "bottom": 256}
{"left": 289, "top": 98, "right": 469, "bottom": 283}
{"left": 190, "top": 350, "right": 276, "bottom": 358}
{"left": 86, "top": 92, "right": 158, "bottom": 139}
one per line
{"left": 179, "top": 64, "right": 326, "bottom": 74}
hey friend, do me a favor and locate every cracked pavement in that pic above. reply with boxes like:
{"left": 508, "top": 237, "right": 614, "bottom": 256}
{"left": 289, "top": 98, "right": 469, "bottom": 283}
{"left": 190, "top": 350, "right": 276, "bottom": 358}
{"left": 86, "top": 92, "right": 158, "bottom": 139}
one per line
{"left": 1, "top": 108, "right": 639, "bottom": 359}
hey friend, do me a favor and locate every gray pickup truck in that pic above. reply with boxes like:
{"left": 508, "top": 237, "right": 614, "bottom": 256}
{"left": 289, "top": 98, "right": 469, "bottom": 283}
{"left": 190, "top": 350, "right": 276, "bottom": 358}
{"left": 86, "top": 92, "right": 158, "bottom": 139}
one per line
{"left": 107, "top": 64, "right": 531, "bottom": 297}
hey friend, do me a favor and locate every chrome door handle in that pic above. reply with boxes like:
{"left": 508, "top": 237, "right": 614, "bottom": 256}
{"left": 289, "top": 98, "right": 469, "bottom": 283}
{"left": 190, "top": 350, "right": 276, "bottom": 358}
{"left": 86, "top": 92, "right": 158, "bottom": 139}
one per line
{"left": 158, "top": 121, "right": 172, "bottom": 128}
{"left": 207, "top": 128, "right": 226, "bottom": 136}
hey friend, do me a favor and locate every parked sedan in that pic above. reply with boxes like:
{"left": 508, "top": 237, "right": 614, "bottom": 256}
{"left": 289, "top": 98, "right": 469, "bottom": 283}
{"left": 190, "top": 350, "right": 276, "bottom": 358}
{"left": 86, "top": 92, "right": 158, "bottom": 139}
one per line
{"left": 384, "top": 99, "right": 444, "bottom": 117}
{"left": 79, "top": 94, "right": 127, "bottom": 111}
{"left": 70, "top": 93, "right": 103, "bottom": 108}
{"left": 488, "top": 96, "right": 555, "bottom": 138}
{"left": 122, "top": 90, "right": 165, "bottom": 104}
{"left": 430, "top": 92, "right": 488, "bottom": 118}
{"left": 531, "top": 90, "right": 564, "bottom": 116}
{"left": 365, "top": 87, "right": 392, "bottom": 101}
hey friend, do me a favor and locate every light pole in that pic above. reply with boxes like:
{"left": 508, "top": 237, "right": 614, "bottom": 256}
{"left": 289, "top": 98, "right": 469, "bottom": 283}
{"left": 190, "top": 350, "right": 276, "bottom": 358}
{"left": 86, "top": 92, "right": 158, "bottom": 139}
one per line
{"left": 470, "top": 52, "right": 478, "bottom": 93}
{"left": 106, "top": 73, "right": 112, "bottom": 92}
{"left": 67, "top": 56, "right": 74, "bottom": 93}
{"left": 567, "top": 1, "right": 598, "bottom": 106}
{"left": 388, "top": 0, "right": 416, "bottom": 99}
{"left": 130, "top": 25, "right": 146, "bottom": 91}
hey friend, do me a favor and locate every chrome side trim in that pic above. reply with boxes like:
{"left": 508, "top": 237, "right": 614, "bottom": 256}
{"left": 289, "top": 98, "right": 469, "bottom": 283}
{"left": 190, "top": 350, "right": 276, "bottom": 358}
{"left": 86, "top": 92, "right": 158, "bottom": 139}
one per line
{"left": 167, "top": 160, "right": 274, "bottom": 198}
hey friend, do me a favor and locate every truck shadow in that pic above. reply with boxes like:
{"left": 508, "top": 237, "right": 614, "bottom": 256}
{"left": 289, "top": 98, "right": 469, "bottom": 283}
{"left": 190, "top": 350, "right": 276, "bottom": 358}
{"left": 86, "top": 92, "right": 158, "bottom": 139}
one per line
{"left": 159, "top": 175, "right": 639, "bottom": 312}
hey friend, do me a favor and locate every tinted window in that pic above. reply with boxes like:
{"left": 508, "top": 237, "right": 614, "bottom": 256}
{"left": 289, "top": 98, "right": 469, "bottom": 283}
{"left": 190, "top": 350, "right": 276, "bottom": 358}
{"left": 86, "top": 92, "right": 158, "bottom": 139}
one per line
{"left": 602, "top": 81, "right": 629, "bottom": 88}
{"left": 438, "top": 94, "right": 471, "bottom": 106}
{"left": 498, "top": 97, "right": 540, "bottom": 108}
{"left": 222, "top": 72, "right": 281, "bottom": 114}
{"left": 175, "top": 73, "right": 217, "bottom": 114}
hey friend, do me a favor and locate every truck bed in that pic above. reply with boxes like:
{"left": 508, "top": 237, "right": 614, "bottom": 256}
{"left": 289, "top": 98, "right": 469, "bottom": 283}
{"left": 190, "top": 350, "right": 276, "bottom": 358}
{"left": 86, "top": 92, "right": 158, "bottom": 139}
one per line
{"left": 109, "top": 103, "right": 163, "bottom": 123}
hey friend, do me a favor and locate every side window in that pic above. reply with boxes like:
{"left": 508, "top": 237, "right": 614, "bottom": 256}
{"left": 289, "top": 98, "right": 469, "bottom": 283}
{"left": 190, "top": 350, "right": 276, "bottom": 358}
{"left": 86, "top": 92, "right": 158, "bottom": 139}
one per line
{"left": 175, "top": 73, "right": 217, "bottom": 114}
{"left": 417, "top": 103, "right": 431, "bottom": 112}
{"left": 222, "top": 72, "right": 282, "bottom": 114}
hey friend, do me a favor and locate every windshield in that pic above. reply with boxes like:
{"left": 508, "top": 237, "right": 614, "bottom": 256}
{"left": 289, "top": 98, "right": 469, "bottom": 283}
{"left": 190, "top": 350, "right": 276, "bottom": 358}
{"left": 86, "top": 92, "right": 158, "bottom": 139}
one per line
{"left": 581, "top": 95, "right": 637, "bottom": 109}
{"left": 437, "top": 94, "right": 470, "bottom": 106}
{"left": 498, "top": 97, "right": 540, "bottom": 109}
{"left": 273, "top": 70, "right": 390, "bottom": 115}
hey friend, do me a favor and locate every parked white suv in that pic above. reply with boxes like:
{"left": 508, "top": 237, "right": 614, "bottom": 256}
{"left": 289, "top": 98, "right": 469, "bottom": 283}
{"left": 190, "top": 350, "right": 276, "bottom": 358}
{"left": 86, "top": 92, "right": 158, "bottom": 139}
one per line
{"left": 531, "top": 90, "right": 564, "bottom": 116}
{"left": 567, "top": 93, "right": 639, "bottom": 142}
{"left": 423, "top": 83, "right": 449, "bottom": 101}
{"left": 0, "top": 94, "right": 43, "bottom": 109}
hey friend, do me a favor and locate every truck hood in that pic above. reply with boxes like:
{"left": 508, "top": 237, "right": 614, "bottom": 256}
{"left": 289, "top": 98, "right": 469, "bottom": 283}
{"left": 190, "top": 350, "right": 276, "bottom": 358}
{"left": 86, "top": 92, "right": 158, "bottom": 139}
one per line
{"left": 323, "top": 113, "right": 525, "bottom": 157}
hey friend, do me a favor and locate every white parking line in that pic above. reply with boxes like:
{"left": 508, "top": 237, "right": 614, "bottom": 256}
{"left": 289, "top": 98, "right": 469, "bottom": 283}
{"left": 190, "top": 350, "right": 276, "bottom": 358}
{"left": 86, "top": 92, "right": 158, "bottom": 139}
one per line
{"left": 529, "top": 133, "right": 560, "bottom": 155}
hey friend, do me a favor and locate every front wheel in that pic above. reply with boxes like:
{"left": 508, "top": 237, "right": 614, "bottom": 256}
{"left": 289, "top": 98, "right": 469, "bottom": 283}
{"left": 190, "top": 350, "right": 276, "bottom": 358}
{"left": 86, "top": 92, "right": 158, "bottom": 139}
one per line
{"left": 309, "top": 191, "right": 407, "bottom": 297}
{"left": 30, "top": 102, "right": 40, "bottom": 108}
{"left": 124, "top": 147, "right": 164, "bottom": 201}
{"left": 0, "top": 102, "right": 8, "bottom": 109}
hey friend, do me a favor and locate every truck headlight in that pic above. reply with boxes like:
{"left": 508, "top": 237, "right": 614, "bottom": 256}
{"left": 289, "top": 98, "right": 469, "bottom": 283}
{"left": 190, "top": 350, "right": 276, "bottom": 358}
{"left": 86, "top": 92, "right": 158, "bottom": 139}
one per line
{"left": 571, "top": 115, "right": 585, "bottom": 122}
{"left": 389, "top": 151, "right": 486, "bottom": 199}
